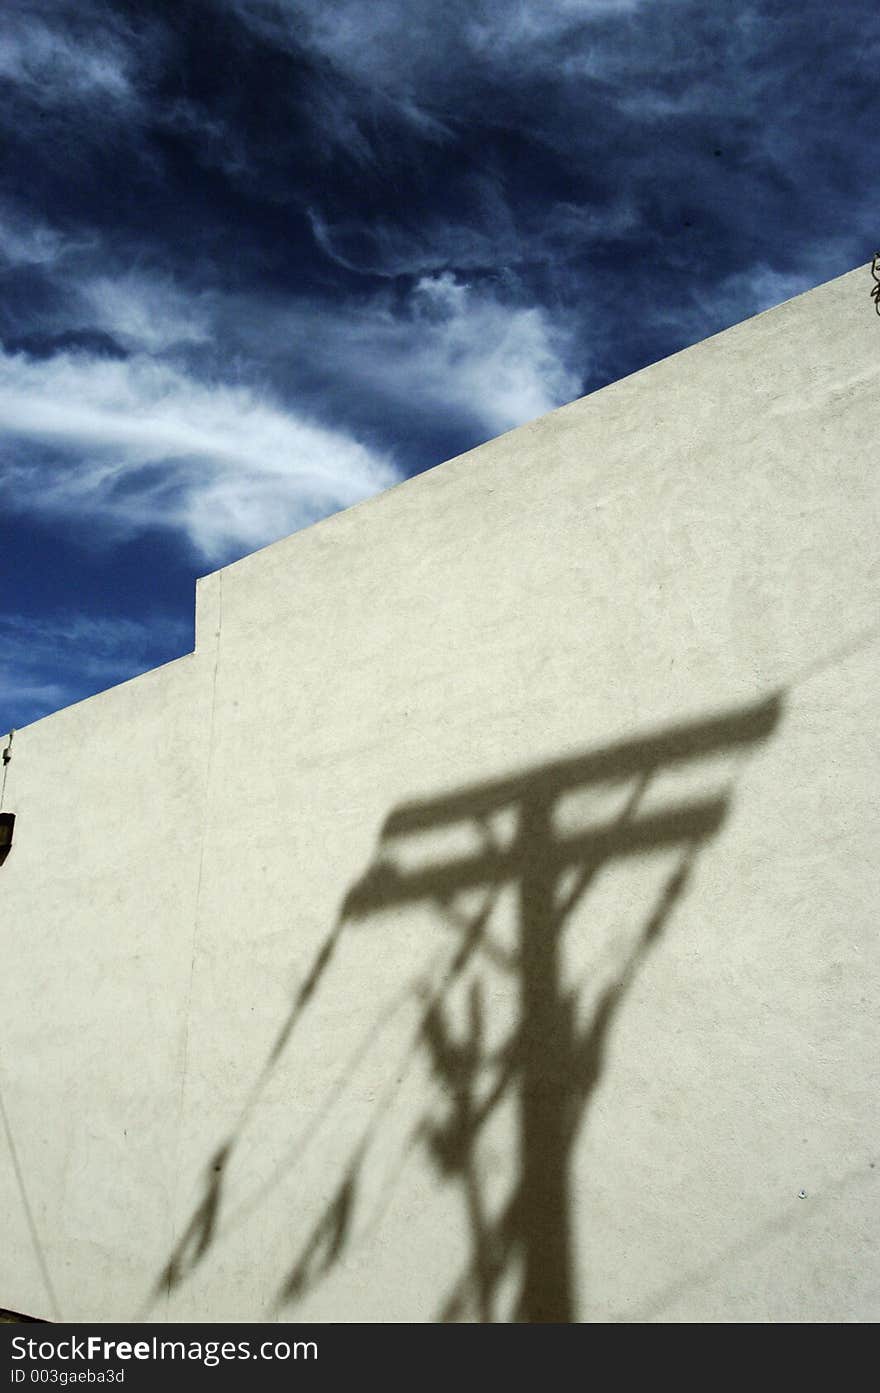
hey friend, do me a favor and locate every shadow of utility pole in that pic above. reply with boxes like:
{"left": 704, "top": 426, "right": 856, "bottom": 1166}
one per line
{"left": 156, "top": 693, "right": 782, "bottom": 1323}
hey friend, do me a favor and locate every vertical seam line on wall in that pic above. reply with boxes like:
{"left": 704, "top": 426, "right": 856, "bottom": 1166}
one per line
{"left": 164, "top": 572, "right": 223, "bottom": 1312}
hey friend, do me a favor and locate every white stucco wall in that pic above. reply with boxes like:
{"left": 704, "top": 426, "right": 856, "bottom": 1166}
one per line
{"left": 1, "top": 263, "right": 878, "bottom": 1323}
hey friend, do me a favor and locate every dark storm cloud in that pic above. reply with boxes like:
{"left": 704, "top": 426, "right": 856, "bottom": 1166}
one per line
{"left": 0, "top": 0, "right": 877, "bottom": 728}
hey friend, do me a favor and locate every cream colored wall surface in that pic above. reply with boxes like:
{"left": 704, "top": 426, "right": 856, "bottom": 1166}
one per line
{"left": 1, "top": 264, "right": 878, "bottom": 1322}
{"left": 0, "top": 648, "right": 216, "bottom": 1322}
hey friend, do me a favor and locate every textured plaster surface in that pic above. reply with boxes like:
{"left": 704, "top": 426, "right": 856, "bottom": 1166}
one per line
{"left": 1, "top": 264, "right": 878, "bottom": 1322}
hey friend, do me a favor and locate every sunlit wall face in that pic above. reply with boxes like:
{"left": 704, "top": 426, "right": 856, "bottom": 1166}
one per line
{"left": 0, "top": 264, "right": 877, "bottom": 1324}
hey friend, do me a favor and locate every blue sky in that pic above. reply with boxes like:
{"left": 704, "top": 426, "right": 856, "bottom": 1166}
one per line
{"left": 1, "top": 0, "right": 876, "bottom": 732}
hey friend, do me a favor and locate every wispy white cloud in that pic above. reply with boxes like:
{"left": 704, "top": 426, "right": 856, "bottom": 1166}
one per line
{"left": 0, "top": 2, "right": 164, "bottom": 200}
{"left": 0, "top": 15, "right": 135, "bottom": 106}
{"left": 235, "top": 0, "right": 646, "bottom": 93}
{"left": 0, "top": 673, "right": 67, "bottom": 730}
{"left": 391, "top": 273, "right": 582, "bottom": 434}
{"left": 0, "top": 205, "right": 94, "bottom": 268}
{"left": 306, "top": 201, "right": 518, "bottom": 279}
{"left": 307, "top": 186, "right": 639, "bottom": 287}
{"left": 223, "top": 0, "right": 648, "bottom": 174}
{"left": 465, "top": 0, "right": 648, "bottom": 59}
{"left": 0, "top": 348, "right": 401, "bottom": 561}
{"left": 0, "top": 611, "right": 190, "bottom": 663}
{"left": 1, "top": 0, "right": 871, "bottom": 579}
{"left": 0, "top": 247, "right": 580, "bottom": 563}
{"left": 219, "top": 270, "right": 582, "bottom": 438}
{"left": 651, "top": 243, "right": 870, "bottom": 344}
{"left": 0, "top": 611, "right": 192, "bottom": 730}
{"left": 79, "top": 272, "right": 213, "bottom": 352}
